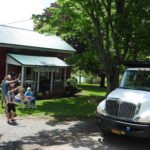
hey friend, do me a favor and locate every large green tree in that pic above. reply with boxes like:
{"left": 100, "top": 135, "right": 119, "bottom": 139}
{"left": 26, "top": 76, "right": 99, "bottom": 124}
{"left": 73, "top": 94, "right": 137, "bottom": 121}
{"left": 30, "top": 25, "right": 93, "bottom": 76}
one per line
{"left": 32, "top": 0, "right": 150, "bottom": 92}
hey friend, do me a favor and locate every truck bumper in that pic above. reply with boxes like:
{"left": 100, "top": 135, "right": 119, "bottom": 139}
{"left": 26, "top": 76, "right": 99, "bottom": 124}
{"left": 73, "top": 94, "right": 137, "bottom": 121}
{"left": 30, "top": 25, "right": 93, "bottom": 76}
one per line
{"left": 95, "top": 112, "right": 150, "bottom": 138}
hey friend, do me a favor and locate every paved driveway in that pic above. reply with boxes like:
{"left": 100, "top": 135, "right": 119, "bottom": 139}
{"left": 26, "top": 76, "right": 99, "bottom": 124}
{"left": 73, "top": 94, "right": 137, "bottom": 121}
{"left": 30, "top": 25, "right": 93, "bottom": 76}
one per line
{"left": 0, "top": 116, "right": 149, "bottom": 150}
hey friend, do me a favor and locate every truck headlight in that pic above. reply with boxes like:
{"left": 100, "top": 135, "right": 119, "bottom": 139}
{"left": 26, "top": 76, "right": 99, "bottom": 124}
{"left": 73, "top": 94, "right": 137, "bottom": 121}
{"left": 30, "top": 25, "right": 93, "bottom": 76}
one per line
{"left": 134, "top": 111, "right": 150, "bottom": 123}
{"left": 96, "top": 100, "right": 106, "bottom": 116}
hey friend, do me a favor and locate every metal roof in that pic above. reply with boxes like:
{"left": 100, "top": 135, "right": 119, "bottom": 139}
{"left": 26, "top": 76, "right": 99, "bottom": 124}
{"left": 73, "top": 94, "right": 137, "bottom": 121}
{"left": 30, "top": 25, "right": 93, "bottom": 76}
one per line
{"left": 0, "top": 25, "right": 76, "bottom": 53}
{"left": 7, "top": 53, "right": 69, "bottom": 67}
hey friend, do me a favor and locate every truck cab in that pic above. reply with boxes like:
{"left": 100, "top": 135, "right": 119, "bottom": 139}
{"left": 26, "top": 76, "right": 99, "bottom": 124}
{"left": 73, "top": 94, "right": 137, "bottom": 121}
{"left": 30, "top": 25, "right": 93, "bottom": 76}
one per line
{"left": 95, "top": 64, "right": 150, "bottom": 137}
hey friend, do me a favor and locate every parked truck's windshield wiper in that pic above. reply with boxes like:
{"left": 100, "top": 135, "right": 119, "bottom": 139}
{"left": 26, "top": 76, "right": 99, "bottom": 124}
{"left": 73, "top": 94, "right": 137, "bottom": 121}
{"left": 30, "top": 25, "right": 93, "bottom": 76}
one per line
{"left": 133, "top": 87, "right": 150, "bottom": 92}
{"left": 119, "top": 86, "right": 150, "bottom": 91}
{"left": 119, "top": 86, "right": 131, "bottom": 89}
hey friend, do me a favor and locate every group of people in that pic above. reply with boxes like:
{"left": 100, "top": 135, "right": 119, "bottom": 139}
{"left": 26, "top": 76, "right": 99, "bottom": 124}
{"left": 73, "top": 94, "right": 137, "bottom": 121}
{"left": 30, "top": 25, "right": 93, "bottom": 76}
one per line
{"left": 1, "top": 73, "right": 36, "bottom": 124}
{"left": 15, "top": 86, "right": 36, "bottom": 109}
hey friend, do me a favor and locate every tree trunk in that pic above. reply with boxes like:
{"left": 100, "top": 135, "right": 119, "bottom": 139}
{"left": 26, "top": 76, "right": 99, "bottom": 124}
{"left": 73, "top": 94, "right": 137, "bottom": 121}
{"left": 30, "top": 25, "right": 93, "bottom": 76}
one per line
{"left": 79, "top": 75, "right": 81, "bottom": 83}
{"left": 106, "top": 66, "right": 120, "bottom": 93}
{"left": 100, "top": 72, "right": 105, "bottom": 88}
{"left": 78, "top": 70, "right": 82, "bottom": 83}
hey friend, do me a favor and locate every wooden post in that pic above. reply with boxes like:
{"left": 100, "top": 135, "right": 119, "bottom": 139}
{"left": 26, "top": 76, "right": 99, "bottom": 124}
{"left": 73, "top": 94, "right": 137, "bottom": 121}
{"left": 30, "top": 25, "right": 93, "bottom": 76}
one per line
{"left": 21, "top": 66, "right": 25, "bottom": 86}
{"left": 37, "top": 71, "right": 40, "bottom": 91}
{"left": 50, "top": 71, "right": 53, "bottom": 93}
{"left": 5, "top": 63, "right": 8, "bottom": 76}
{"left": 63, "top": 68, "right": 66, "bottom": 90}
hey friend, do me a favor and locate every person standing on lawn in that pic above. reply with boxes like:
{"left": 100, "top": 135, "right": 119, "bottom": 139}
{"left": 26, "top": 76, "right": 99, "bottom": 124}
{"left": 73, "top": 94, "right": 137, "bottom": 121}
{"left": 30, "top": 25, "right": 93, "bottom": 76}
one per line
{"left": 3, "top": 74, "right": 20, "bottom": 112}
{"left": 6, "top": 85, "right": 22, "bottom": 124}
{"left": 3, "top": 74, "right": 20, "bottom": 101}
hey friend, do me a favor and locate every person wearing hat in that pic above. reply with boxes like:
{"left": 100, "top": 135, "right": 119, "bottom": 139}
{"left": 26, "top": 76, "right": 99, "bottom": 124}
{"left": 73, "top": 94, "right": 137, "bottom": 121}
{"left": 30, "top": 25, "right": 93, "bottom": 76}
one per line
{"left": 24, "top": 87, "right": 36, "bottom": 108}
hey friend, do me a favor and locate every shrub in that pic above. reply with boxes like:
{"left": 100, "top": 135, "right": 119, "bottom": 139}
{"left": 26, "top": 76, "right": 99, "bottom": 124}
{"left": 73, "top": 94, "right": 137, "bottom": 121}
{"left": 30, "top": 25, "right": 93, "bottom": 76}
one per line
{"left": 64, "top": 77, "right": 81, "bottom": 96}
{"left": 34, "top": 91, "right": 43, "bottom": 100}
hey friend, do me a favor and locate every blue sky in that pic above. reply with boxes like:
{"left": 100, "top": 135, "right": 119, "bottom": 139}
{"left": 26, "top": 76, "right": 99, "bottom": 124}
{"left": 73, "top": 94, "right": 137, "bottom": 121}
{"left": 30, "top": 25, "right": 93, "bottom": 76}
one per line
{"left": 0, "top": 0, "right": 56, "bottom": 30}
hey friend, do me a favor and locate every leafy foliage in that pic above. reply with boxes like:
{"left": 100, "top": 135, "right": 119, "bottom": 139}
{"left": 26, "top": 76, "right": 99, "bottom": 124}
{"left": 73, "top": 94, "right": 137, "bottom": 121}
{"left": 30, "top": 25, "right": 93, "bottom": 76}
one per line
{"left": 32, "top": 0, "right": 150, "bottom": 92}
{"left": 32, "top": 0, "right": 103, "bottom": 75}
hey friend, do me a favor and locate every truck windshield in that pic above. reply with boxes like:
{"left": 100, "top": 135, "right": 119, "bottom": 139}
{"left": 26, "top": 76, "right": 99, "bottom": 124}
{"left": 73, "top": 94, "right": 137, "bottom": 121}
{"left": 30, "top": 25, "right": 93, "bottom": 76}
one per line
{"left": 120, "top": 70, "right": 150, "bottom": 91}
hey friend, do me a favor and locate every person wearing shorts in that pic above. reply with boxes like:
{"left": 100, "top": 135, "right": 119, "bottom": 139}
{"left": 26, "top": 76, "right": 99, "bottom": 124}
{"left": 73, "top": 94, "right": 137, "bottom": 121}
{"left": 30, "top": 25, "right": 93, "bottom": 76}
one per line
{"left": 6, "top": 85, "right": 22, "bottom": 124}
{"left": 7, "top": 103, "right": 16, "bottom": 113}
{"left": 3, "top": 74, "right": 20, "bottom": 113}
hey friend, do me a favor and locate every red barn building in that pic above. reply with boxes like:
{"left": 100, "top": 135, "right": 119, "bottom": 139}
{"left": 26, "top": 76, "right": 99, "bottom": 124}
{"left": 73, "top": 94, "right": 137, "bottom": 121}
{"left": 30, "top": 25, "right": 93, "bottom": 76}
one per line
{"left": 0, "top": 25, "right": 75, "bottom": 94}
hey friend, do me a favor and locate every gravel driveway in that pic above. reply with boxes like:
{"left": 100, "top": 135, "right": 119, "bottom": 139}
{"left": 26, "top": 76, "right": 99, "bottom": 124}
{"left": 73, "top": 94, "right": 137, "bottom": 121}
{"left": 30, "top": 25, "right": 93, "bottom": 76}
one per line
{"left": 0, "top": 116, "right": 150, "bottom": 150}
{"left": 0, "top": 116, "right": 101, "bottom": 150}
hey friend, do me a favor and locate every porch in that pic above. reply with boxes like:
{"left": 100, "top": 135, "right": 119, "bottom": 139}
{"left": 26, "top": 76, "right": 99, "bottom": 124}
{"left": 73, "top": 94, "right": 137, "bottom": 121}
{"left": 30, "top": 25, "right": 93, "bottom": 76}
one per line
{"left": 6, "top": 53, "right": 69, "bottom": 94}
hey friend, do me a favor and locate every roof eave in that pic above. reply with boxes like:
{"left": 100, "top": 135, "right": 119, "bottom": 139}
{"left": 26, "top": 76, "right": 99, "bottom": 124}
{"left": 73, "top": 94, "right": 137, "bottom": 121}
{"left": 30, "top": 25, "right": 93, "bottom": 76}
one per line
{"left": 0, "top": 43, "right": 76, "bottom": 54}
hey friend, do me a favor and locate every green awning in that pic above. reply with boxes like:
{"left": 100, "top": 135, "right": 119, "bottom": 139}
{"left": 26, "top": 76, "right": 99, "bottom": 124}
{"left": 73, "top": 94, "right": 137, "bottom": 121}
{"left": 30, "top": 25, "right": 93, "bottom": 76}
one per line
{"left": 7, "top": 53, "right": 69, "bottom": 67}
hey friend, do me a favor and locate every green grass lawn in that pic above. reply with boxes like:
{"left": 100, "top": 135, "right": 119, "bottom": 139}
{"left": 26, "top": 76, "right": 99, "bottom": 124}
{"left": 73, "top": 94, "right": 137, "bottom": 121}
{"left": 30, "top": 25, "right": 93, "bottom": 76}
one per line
{"left": 0, "top": 84, "right": 106, "bottom": 119}
{"left": 78, "top": 83, "right": 106, "bottom": 97}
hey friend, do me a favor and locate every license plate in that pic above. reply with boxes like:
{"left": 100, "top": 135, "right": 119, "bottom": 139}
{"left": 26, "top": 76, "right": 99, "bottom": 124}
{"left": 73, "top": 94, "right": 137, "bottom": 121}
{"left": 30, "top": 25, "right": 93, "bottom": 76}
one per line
{"left": 111, "top": 129, "right": 125, "bottom": 135}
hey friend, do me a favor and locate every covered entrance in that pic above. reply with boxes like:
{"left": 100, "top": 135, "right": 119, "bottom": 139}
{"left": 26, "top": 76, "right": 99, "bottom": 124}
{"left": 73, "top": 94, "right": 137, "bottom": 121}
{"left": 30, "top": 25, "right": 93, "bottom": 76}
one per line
{"left": 6, "top": 53, "right": 69, "bottom": 94}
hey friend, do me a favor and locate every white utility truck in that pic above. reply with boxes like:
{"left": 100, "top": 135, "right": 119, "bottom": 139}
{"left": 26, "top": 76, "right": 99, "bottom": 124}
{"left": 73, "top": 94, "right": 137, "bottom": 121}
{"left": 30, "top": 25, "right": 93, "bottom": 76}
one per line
{"left": 95, "top": 62, "right": 150, "bottom": 137}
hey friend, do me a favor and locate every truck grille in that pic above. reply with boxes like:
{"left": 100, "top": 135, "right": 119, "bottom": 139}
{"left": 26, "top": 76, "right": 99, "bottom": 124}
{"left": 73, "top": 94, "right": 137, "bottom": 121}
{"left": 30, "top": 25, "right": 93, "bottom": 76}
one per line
{"left": 106, "top": 100, "right": 136, "bottom": 119}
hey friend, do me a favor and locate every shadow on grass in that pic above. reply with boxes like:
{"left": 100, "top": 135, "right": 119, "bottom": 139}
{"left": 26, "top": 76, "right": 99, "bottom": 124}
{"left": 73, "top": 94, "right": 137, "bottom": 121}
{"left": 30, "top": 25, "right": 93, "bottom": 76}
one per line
{"left": 17, "top": 95, "right": 104, "bottom": 119}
